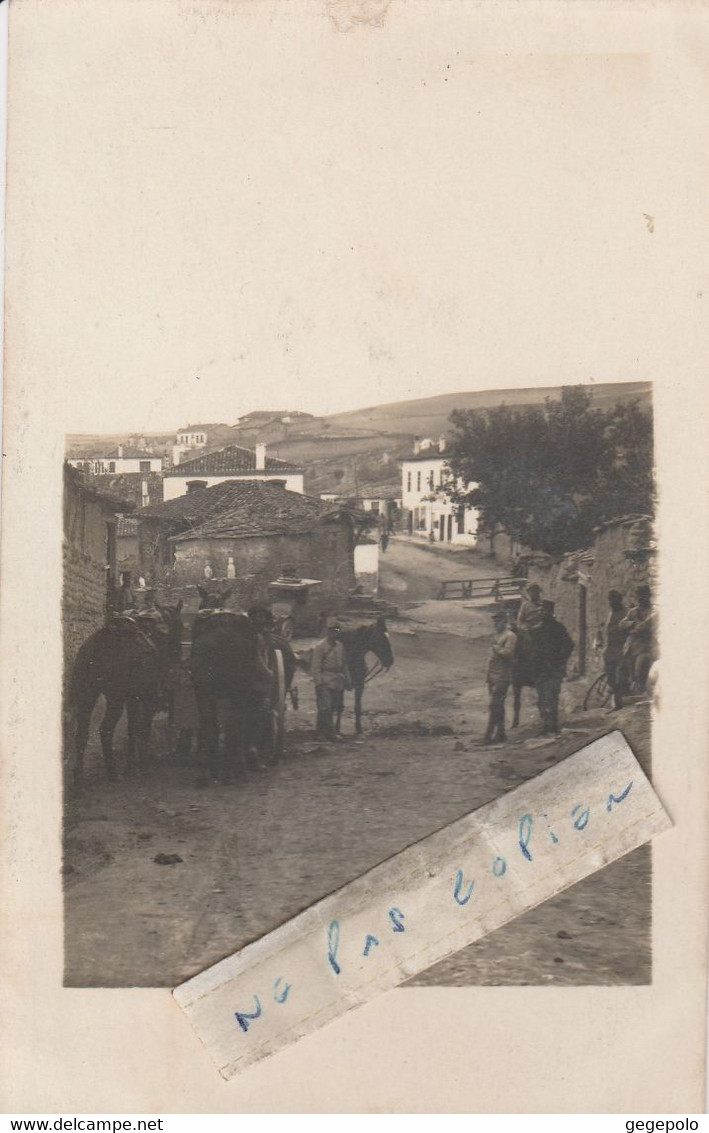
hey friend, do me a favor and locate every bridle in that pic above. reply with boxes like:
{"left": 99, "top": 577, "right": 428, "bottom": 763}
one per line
{"left": 363, "top": 658, "right": 387, "bottom": 683}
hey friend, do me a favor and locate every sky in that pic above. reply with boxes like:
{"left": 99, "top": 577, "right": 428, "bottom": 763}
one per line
{"left": 6, "top": 2, "right": 690, "bottom": 436}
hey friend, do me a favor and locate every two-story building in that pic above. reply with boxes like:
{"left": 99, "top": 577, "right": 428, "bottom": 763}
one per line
{"left": 162, "top": 442, "right": 305, "bottom": 501}
{"left": 400, "top": 437, "right": 479, "bottom": 545}
{"left": 171, "top": 423, "right": 233, "bottom": 466}
{"left": 68, "top": 445, "right": 164, "bottom": 476}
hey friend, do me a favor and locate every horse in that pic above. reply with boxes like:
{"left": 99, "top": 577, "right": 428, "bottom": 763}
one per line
{"left": 71, "top": 601, "right": 184, "bottom": 783}
{"left": 189, "top": 587, "right": 296, "bottom": 780}
{"left": 335, "top": 616, "right": 394, "bottom": 735}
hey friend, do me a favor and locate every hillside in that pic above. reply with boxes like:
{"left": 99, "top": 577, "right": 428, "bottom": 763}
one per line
{"left": 324, "top": 381, "right": 652, "bottom": 440}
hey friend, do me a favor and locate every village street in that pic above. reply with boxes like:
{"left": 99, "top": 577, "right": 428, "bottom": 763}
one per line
{"left": 64, "top": 537, "right": 651, "bottom": 989}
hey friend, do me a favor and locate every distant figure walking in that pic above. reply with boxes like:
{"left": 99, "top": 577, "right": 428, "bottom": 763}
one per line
{"left": 378, "top": 514, "right": 389, "bottom": 553}
{"left": 620, "top": 585, "right": 656, "bottom": 693}
{"left": 311, "top": 622, "right": 351, "bottom": 742}
{"left": 483, "top": 610, "right": 517, "bottom": 745}
{"left": 114, "top": 571, "right": 136, "bottom": 613}
{"left": 534, "top": 600, "right": 574, "bottom": 735}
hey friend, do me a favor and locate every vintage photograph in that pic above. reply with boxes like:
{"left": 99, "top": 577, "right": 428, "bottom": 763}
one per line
{"left": 62, "top": 380, "right": 656, "bottom": 988}
{"left": 6, "top": 0, "right": 709, "bottom": 1113}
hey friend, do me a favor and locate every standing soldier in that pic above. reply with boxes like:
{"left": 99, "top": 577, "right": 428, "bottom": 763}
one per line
{"left": 534, "top": 600, "right": 575, "bottom": 735}
{"left": 601, "top": 589, "right": 629, "bottom": 709}
{"left": 620, "top": 585, "right": 657, "bottom": 693}
{"left": 483, "top": 610, "right": 517, "bottom": 745}
{"left": 311, "top": 622, "right": 351, "bottom": 742}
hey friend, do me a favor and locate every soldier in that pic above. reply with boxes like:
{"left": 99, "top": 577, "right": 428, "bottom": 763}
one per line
{"left": 601, "top": 589, "right": 629, "bottom": 709}
{"left": 311, "top": 622, "right": 351, "bottom": 742}
{"left": 483, "top": 610, "right": 517, "bottom": 745}
{"left": 534, "top": 600, "right": 574, "bottom": 735}
{"left": 620, "top": 585, "right": 657, "bottom": 694}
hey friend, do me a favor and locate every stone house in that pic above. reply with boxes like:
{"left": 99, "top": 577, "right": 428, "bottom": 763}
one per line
{"left": 163, "top": 443, "right": 304, "bottom": 501}
{"left": 63, "top": 464, "right": 131, "bottom": 692}
{"left": 524, "top": 514, "right": 656, "bottom": 679}
{"left": 136, "top": 479, "right": 364, "bottom": 626}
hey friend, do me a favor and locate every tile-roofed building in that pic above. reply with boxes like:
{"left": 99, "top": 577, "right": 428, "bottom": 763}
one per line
{"left": 135, "top": 479, "right": 365, "bottom": 611}
{"left": 162, "top": 443, "right": 304, "bottom": 501}
{"left": 68, "top": 445, "right": 164, "bottom": 475}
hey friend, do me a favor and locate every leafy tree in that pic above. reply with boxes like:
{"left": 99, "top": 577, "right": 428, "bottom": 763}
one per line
{"left": 445, "top": 387, "right": 654, "bottom": 556}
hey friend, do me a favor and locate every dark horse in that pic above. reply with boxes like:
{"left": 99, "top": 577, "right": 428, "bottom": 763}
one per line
{"left": 190, "top": 588, "right": 296, "bottom": 781}
{"left": 335, "top": 617, "right": 394, "bottom": 735}
{"left": 71, "top": 602, "right": 184, "bottom": 783}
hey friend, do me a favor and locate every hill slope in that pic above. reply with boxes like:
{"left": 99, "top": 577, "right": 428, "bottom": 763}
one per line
{"left": 324, "top": 382, "right": 651, "bottom": 440}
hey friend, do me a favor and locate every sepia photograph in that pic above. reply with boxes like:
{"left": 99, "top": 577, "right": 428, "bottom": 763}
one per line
{"left": 62, "top": 381, "right": 657, "bottom": 989}
{"left": 3, "top": 0, "right": 707, "bottom": 1114}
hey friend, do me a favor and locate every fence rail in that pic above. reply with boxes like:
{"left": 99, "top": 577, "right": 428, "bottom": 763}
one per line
{"left": 436, "top": 575, "right": 527, "bottom": 603}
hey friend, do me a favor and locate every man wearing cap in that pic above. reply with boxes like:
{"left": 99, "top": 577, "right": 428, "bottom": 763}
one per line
{"left": 534, "top": 600, "right": 575, "bottom": 735}
{"left": 311, "top": 622, "right": 351, "bottom": 742}
{"left": 483, "top": 609, "right": 517, "bottom": 744}
{"left": 620, "top": 585, "right": 656, "bottom": 693}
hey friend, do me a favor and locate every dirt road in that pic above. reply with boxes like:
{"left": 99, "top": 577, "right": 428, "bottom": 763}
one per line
{"left": 64, "top": 539, "right": 652, "bottom": 988}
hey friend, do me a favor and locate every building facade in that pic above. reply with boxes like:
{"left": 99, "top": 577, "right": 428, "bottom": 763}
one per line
{"left": 136, "top": 479, "right": 359, "bottom": 629}
{"left": 68, "top": 445, "right": 164, "bottom": 476}
{"left": 400, "top": 437, "right": 479, "bottom": 545}
{"left": 163, "top": 443, "right": 304, "bottom": 501}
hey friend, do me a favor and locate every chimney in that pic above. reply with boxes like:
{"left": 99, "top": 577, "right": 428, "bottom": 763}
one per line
{"left": 413, "top": 436, "right": 421, "bottom": 456}
{"left": 117, "top": 444, "right": 123, "bottom": 458}
{"left": 186, "top": 479, "right": 208, "bottom": 493}
{"left": 438, "top": 435, "right": 447, "bottom": 453}
{"left": 255, "top": 443, "right": 267, "bottom": 471}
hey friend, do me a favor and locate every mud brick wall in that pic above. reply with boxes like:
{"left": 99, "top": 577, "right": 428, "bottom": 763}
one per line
{"left": 526, "top": 517, "right": 655, "bottom": 680}
{"left": 62, "top": 541, "right": 108, "bottom": 696}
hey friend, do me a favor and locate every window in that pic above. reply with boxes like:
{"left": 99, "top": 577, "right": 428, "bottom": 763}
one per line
{"left": 417, "top": 471, "right": 421, "bottom": 492}
{"left": 428, "top": 471, "right": 434, "bottom": 489}
{"left": 407, "top": 471, "right": 411, "bottom": 492}
{"left": 108, "top": 461, "right": 116, "bottom": 473}
{"left": 139, "top": 461, "right": 151, "bottom": 472}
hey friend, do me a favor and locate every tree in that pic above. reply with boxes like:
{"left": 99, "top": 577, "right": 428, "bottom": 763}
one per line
{"left": 445, "top": 387, "right": 654, "bottom": 556}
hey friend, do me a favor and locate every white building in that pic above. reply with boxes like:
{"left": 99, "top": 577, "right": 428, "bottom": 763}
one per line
{"left": 400, "top": 436, "right": 479, "bottom": 546}
{"left": 171, "top": 423, "right": 231, "bottom": 467}
{"left": 162, "top": 442, "right": 305, "bottom": 501}
{"left": 68, "top": 445, "right": 164, "bottom": 475}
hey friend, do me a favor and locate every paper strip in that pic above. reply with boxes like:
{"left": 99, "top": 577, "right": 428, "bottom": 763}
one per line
{"left": 173, "top": 730, "right": 671, "bottom": 1079}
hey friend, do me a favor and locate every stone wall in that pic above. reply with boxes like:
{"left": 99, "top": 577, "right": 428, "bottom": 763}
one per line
{"left": 525, "top": 515, "right": 656, "bottom": 679}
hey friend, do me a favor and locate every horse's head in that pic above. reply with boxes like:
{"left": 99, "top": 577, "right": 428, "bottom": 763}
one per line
{"left": 370, "top": 616, "right": 394, "bottom": 670}
{"left": 197, "top": 584, "right": 234, "bottom": 611}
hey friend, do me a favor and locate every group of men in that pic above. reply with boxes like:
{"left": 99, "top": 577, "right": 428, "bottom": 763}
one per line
{"left": 600, "top": 584, "right": 656, "bottom": 709}
{"left": 484, "top": 579, "right": 657, "bottom": 744}
{"left": 485, "top": 585, "right": 574, "bottom": 744}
